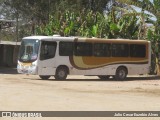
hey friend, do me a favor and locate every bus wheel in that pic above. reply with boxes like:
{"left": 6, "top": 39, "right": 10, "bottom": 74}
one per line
{"left": 98, "top": 76, "right": 110, "bottom": 80}
{"left": 115, "top": 67, "right": 127, "bottom": 80}
{"left": 39, "top": 75, "right": 50, "bottom": 80}
{"left": 55, "top": 67, "right": 68, "bottom": 80}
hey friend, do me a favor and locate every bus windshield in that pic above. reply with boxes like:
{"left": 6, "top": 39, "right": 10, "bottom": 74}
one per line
{"left": 19, "top": 39, "right": 40, "bottom": 62}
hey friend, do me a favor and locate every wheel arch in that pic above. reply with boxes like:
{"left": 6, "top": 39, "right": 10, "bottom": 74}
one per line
{"left": 116, "top": 66, "right": 128, "bottom": 74}
{"left": 56, "top": 65, "right": 69, "bottom": 74}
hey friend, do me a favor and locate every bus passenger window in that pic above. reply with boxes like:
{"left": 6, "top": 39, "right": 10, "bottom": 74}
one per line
{"left": 130, "top": 44, "right": 146, "bottom": 57}
{"left": 40, "top": 41, "right": 57, "bottom": 60}
{"left": 59, "top": 42, "right": 73, "bottom": 56}
{"left": 112, "top": 44, "right": 129, "bottom": 57}
{"left": 74, "top": 42, "right": 92, "bottom": 56}
{"left": 94, "top": 43, "right": 111, "bottom": 57}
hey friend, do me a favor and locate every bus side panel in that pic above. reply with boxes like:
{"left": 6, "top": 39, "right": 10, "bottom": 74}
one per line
{"left": 69, "top": 65, "right": 116, "bottom": 75}
{"left": 37, "top": 58, "right": 57, "bottom": 75}
{"left": 69, "top": 64, "right": 150, "bottom": 76}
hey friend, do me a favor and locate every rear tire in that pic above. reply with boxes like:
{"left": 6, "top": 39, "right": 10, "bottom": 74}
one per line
{"left": 39, "top": 75, "right": 50, "bottom": 80}
{"left": 55, "top": 67, "right": 68, "bottom": 80}
{"left": 115, "top": 67, "right": 127, "bottom": 80}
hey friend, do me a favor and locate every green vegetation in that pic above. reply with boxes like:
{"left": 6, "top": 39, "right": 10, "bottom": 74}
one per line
{"left": 36, "top": 8, "right": 140, "bottom": 39}
{"left": 1, "top": 0, "right": 159, "bottom": 40}
{"left": 0, "top": 0, "right": 159, "bottom": 47}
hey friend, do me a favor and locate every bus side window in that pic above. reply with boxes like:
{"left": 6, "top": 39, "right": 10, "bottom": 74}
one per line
{"left": 112, "top": 44, "right": 129, "bottom": 57}
{"left": 94, "top": 43, "right": 111, "bottom": 57}
{"left": 40, "top": 41, "right": 57, "bottom": 60}
{"left": 59, "top": 42, "right": 73, "bottom": 56}
{"left": 74, "top": 42, "right": 92, "bottom": 56}
{"left": 130, "top": 44, "right": 146, "bottom": 57}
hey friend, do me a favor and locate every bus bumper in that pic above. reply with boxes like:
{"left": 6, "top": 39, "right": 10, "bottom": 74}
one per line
{"left": 17, "top": 62, "right": 38, "bottom": 75}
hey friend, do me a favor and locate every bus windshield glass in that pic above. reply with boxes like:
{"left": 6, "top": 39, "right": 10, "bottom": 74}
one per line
{"left": 19, "top": 39, "right": 40, "bottom": 62}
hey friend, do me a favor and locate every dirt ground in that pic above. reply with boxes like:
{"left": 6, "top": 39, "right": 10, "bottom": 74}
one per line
{"left": 0, "top": 67, "right": 160, "bottom": 120}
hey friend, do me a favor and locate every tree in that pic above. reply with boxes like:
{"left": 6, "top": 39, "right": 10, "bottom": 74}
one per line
{"left": 1, "top": 0, "right": 112, "bottom": 37}
{"left": 36, "top": 7, "right": 140, "bottom": 39}
{"left": 56, "top": 0, "right": 110, "bottom": 12}
{"left": 116, "top": 0, "right": 160, "bottom": 37}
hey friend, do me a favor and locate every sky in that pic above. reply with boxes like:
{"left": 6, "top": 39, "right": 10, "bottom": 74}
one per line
{"left": 132, "top": 5, "right": 157, "bottom": 21}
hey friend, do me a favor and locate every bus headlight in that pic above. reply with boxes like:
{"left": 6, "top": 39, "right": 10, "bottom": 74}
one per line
{"left": 31, "top": 63, "right": 36, "bottom": 67}
{"left": 17, "top": 62, "right": 22, "bottom": 69}
{"left": 29, "top": 63, "right": 38, "bottom": 74}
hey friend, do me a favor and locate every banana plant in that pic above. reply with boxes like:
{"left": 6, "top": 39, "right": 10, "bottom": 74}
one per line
{"left": 106, "top": 7, "right": 140, "bottom": 39}
{"left": 36, "top": 8, "right": 140, "bottom": 39}
{"left": 116, "top": 0, "right": 160, "bottom": 40}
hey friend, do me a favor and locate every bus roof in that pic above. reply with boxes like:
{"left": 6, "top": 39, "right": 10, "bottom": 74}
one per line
{"left": 79, "top": 38, "right": 149, "bottom": 44}
{"left": 23, "top": 36, "right": 76, "bottom": 41}
{"left": 23, "top": 36, "right": 149, "bottom": 43}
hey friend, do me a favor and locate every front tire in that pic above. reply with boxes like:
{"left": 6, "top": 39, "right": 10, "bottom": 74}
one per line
{"left": 115, "top": 67, "right": 127, "bottom": 80}
{"left": 39, "top": 75, "right": 50, "bottom": 80}
{"left": 55, "top": 67, "right": 68, "bottom": 80}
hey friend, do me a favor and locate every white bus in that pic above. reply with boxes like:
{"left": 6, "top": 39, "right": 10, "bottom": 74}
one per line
{"left": 17, "top": 35, "right": 151, "bottom": 80}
